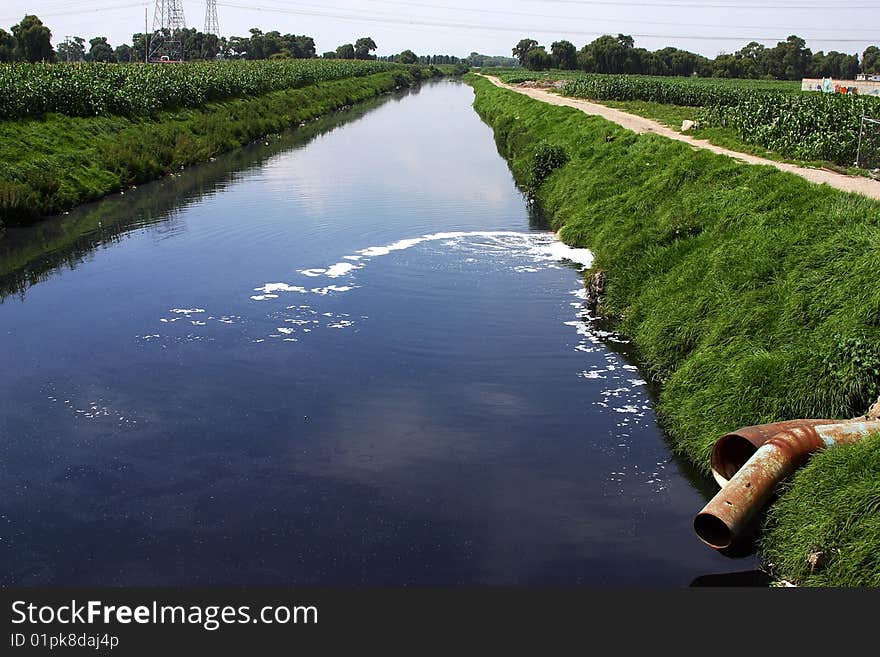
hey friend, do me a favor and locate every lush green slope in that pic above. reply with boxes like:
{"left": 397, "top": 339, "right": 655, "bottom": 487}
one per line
{"left": 467, "top": 74, "right": 880, "bottom": 586}
{"left": 0, "top": 68, "right": 438, "bottom": 225}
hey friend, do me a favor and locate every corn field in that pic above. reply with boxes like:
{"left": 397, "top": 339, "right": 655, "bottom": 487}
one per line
{"left": 0, "top": 60, "right": 398, "bottom": 119}
{"left": 562, "top": 74, "right": 791, "bottom": 108}
{"left": 561, "top": 73, "right": 880, "bottom": 168}
{"left": 699, "top": 93, "right": 880, "bottom": 169}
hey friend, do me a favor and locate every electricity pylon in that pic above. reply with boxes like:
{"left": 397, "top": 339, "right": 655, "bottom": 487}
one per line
{"left": 204, "top": 0, "right": 220, "bottom": 36}
{"left": 149, "top": 0, "right": 187, "bottom": 62}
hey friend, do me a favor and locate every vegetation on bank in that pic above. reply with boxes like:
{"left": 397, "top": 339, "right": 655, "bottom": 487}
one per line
{"left": 467, "top": 75, "right": 880, "bottom": 586}
{"left": 561, "top": 74, "right": 880, "bottom": 169}
{"left": 0, "top": 67, "right": 443, "bottom": 225}
{"left": 0, "top": 60, "right": 398, "bottom": 119}
{"left": 762, "top": 433, "right": 880, "bottom": 586}
{"left": 489, "top": 69, "right": 880, "bottom": 171}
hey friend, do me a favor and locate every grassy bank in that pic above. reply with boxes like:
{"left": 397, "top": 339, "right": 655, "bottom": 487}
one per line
{"left": 0, "top": 67, "right": 440, "bottom": 226}
{"left": 467, "top": 74, "right": 880, "bottom": 586}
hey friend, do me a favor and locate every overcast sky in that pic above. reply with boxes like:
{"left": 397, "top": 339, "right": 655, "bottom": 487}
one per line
{"left": 0, "top": 0, "right": 875, "bottom": 59}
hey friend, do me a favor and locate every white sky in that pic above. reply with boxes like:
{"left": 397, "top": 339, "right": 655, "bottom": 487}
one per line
{"left": 0, "top": 0, "right": 875, "bottom": 58}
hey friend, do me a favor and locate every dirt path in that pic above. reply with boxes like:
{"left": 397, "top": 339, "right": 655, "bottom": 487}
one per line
{"left": 482, "top": 75, "right": 880, "bottom": 201}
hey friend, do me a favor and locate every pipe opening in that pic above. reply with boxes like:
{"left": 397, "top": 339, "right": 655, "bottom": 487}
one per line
{"left": 694, "top": 513, "right": 732, "bottom": 549}
{"left": 711, "top": 434, "right": 758, "bottom": 484}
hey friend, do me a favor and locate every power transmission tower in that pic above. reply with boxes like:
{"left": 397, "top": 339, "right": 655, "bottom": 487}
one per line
{"left": 149, "top": 0, "right": 187, "bottom": 62}
{"left": 204, "top": 0, "right": 220, "bottom": 36}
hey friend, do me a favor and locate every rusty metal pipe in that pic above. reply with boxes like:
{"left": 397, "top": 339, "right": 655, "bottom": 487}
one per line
{"left": 695, "top": 420, "right": 880, "bottom": 550}
{"left": 709, "top": 419, "right": 836, "bottom": 487}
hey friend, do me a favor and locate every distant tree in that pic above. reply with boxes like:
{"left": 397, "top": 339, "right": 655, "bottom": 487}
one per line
{"left": 131, "top": 33, "right": 150, "bottom": 62}
{"left": 761, "top": 35, "right": 811, "bottom": 80}
{"left": 550, "top": 40, "right": 577, "bottom": 70}
{"left": 227, "top": 35, "right": 250, "bottom": 59}
{"left": 863, "top": 46, "right": 880, "bottom": 74}
{"left": 0, "top": 29, "right": 16, "bottom": 62}
{"left": 525, "top": 46, "right": 552, "bottom": 71}
{"left": 513, "top": 38, "right": 538, "bottom": 66}
{"left": 336, "top": 43, "right": 355, "bottom": 59}
{"left": 578, "top": 34, "right": 634, "bottom": 74}
{"left": 12, "top": 15, "right": 55, "bottom": 62}
{"left": 56, "top": 35, "right": 86, "bottom": 62}
{"left": 711, "top": 53, "right": 743, "bottom": 78}
{"left": 811, "top": 50, "right": 860, "bottom": 79}
{"left": 262, "top": 31, "right": 284, "bottom": 58}
{"left": 780, "top": 35, "right": 812, "bottom": 79}
{"left": 736, "top": 41, "right": 766, "bottom": 78}
{"left": 87, "top": 37, "right": 115, "bottom": 62}
{"left": 398, "top": 49, "right": 417, "bottom": 64}
{"left": 653, "top": 46, "right": 710, "bottom": 77}
{"left": 322, "top": 50, "right": 336, "bottom": 59}
{"left": 114, "top": 43, "right": 134, "bottom": 63}
{"left": 354, "top": 36, "right": 377, "bottom": 60}
{"left": 246, "top": 28, "right": 266, "bottom": 59}
{"left": 288, "top": 35, "right": 315, "bottom": 59}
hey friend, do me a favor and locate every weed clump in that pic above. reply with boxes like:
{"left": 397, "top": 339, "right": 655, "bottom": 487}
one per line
{"left": 527, "top": 141, "right": 568, "bottom": 195}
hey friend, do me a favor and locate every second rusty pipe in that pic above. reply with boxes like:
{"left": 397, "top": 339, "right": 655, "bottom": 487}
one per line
{"left": 709, "top": 419, "right": 836, "bottom": 487}
{"left": 695, "top": 420, "right": 880, "bottom": 550}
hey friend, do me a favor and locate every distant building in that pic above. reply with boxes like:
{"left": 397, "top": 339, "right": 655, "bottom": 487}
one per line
{"left": 802, "top": 77, "right": 880, "bottom": 96}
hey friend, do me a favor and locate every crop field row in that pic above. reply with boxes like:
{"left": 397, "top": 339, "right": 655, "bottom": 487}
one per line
{"left": 489, "top": 69, "right": 879, "bottom": 169}
{"left": 562, "top": 74, "right": 797, "bottom": 108}
{"left": 698, "top": 92, "right": 880, "bottom": 167}
{"left": 0, "top": 60, "right": 400, "bottom": 119}
{"left": 490, "top": 68, "right": 799, "bottom": 92}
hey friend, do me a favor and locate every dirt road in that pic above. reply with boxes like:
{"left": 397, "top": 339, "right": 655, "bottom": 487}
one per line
{"left": 482, "top": 75, "right": 880, "bottom": 201}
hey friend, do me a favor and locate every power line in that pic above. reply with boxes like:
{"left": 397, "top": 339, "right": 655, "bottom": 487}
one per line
{"left": 347, "top": 0, "right": 880, "bottom": 35}
{"left": 0, "top": 2, "right": 150, "bottom": 24}
{"left": 537, "top": 0, "right": 879, "bottom": 9}
{"left": 215, "top": 2, "right": 879, "bottom": 43}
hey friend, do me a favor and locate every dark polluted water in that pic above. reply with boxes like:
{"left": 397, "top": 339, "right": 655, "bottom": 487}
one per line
{"left": 0, "top": 80, "right": 754, "bottom": 586}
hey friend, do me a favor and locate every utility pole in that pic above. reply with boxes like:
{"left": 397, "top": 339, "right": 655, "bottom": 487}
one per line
{"left": 145, "top": 8, "right": 149, "bottom": 64}
{"left": 149, "top": 0, "right": 187, "bottom": 62}
{"left": 204, "top": 0, "right": 220, "bottom": 36}
{"left": 64, "top": 35, "right": 71, "bottom": 62}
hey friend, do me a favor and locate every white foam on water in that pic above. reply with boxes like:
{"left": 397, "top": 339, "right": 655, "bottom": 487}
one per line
{"left": 325, "top": 262, "right": 359, "bottom": 278}
{"left": 289, "top": 231, "right": 594, "bottom": 286}
{"left": 170, "top": 308, "right": 205, "bottom": 315}
{"left": 310, "top": 285, "right": 358, "bottom": 295}
{"left": 256, "top": 283, "right": 309, "bottom": 294}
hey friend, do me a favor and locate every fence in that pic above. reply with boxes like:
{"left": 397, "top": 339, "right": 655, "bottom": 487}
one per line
{"left": 855, "top": 113, "right": 880, "bottom": 170}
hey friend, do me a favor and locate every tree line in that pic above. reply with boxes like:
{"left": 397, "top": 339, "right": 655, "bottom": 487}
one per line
{"left": 514, "top": 35, "right": 880, "bottom": 80}
{"left": 0, "top": 14, "right": 388, "bottom": 63}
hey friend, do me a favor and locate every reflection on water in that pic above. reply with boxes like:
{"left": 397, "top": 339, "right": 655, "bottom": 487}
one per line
{"left": 0, "top": 80, "right": 755, "bottom": 586}
{"left": 0, "top": 89, "right": 413, "bottom": 302}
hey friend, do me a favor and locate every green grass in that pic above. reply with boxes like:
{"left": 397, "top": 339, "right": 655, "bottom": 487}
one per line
{"left": 761, "top": 434, "right": 880, "bottom": 586}
{"left": 0, "top": 68, "right": 439, "bottom": 225}
{"left": 467, "top": 73, "right": 880, "bottom": 586}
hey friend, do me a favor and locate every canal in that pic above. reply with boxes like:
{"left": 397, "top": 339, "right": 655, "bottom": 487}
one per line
{"left": 0, "top": 80, "right": 751, "bottom": 585}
